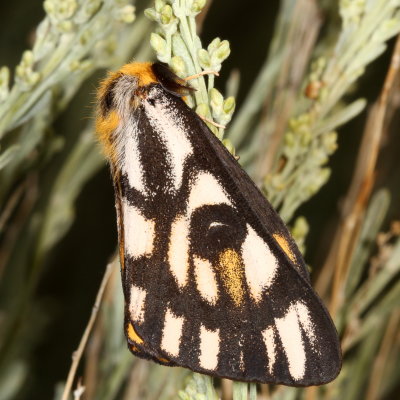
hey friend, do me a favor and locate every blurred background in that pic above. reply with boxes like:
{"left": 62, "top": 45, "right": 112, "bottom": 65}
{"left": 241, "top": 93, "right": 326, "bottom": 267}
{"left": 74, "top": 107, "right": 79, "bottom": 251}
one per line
{"left": 0, "top": 1, "right": 399, "bottom": 399}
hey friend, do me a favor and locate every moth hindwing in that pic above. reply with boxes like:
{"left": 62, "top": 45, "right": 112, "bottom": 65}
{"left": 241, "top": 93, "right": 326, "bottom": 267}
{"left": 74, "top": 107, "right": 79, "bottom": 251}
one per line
{"left": 95, "top": 61, "right": 342, "bottom": 386}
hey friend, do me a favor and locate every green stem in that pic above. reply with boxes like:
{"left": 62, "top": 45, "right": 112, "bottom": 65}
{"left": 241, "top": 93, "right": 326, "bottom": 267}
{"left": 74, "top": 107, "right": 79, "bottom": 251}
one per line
{"left": 233, "top": 382, "right": 248, "bottom": 400}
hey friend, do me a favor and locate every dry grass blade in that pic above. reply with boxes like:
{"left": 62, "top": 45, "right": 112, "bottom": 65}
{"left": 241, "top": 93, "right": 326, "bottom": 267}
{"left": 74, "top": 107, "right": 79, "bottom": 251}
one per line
{"left": 195, "top": 0, "right": 213, "bottom": 32}
{"left": 60, "top": 260, "right": 115, "bottom": 400}
{"left": 3, "top": 2, "right": 400, "bottom": 398}
{"left": 255, "top": 0, "right": 322, "bottom": 180}
{"left": 0, "top": 174, "right": 38, "bottom": 281}
{"left": 221, "top": 379, "right": 233, "bottom": 400}
{"left": 316, "top": 34, "right": 400, "bottom": 315}
{"left": 366, "top": 310, "right": 400, "bottom": 400}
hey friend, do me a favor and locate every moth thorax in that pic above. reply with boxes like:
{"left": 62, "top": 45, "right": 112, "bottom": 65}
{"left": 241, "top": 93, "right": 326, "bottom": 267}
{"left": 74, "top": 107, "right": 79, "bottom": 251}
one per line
{"left": 112, "top": 75, "right": 141, "bottom": 116}
{"left": 110, "top": 118, "right": 139, "bottom": 175}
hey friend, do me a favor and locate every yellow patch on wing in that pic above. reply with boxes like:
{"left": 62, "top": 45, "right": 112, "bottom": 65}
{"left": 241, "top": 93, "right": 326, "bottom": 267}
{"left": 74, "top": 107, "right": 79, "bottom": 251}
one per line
{"left": 119, "top": 62, "right": 158, "bottom": 86}
{"left": 95, "top": 110, "right": 119, "bottom": 161}
{"left": 217, "top": 249, "right": 245, "bottom": 307}
{"left": 115, "top": 179, "right": 125, "bottom": 270}
{"left": 131, "top": 345, "right": 139, "bottom": 352}
{"left": 273, "top": 233, "right": 296, "bottom": 264}
{"left": 157, "top": 356, "right": 171, "bottom": 364}
{"left": 127, "top": 322, "right": 144, "bottom": 345}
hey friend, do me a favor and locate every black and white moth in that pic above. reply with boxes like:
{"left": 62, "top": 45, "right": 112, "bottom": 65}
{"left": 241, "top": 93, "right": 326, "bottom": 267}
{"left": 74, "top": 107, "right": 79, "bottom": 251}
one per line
{"left": 95, "top": 62, "right": 341, "bottom": 386}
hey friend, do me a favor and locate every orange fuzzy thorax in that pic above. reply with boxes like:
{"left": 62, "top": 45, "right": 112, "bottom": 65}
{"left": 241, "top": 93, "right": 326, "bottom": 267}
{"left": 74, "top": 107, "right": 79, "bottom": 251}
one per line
{"left": 95, "top": 62, "right": 159, "bottom": 163}
{"left": 118, "top": 62, "right": 158, "bottom": 86}
{"left": 95, "top": 110, "right": 120, "bottom": 162}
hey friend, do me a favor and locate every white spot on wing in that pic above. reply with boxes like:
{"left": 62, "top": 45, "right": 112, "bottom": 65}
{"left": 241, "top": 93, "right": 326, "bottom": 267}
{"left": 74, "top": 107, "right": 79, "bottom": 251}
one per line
{"left": 168, "top": 215, "right": 190, "bottom": 288}
{"left": 112, "top": 117, "right": 148, "bottom": 196}
{"left": 242, "top": 224, "right": 278, "bottom": 302}
{"left": 275, "top": 303, "right": 306, "bottom": 381}
{"left": 239, "top": 350, "right": 244, "bottom": 371}
{"left": 123, "top": 200, "right": 155, "bottom": 258}
{"left": 161, "top": 308, "right": 184, "bottom": 357}
{"left": 129, "top": 285, "right": 146, "bottom": 323}
{"left": 194, "top": 256, "right": 219, "bottom": 305}
{"left": 295, "top": 301, "right": 317, "bottom": 348}
{"left": 187, "top": 172, "right": 232, "bottom": 214}
{"left": 262, "top": 326, "right": 276, "bottom": 375}
{"left": 199, "top": 325, "right": 220, "bottom": 370}
{"left": 144, "top": 91, "right": 193, "bottom": 191}
{"left": 123, "top": 131, "right": 147, "bottom": 194}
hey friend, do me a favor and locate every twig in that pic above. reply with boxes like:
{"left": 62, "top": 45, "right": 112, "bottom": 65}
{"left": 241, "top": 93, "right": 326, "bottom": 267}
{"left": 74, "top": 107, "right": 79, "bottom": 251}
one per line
{"left": 83, "top": 257, "right": 118, "bottom": 400}
{"left": 185, "top": 70, "right": 219, "bottom": 80}
{"left": 200, "top": 115, "right": 226, "bottom": 129}
{"left": 123, "top": 361, "right": 149, "bottom": 400}
{"left": 82, "top": 321, "right": 102, "bottom": 400}
{"left": 196, "top": 0, "right": 214, "bottom": 32}
{"left": 318, "top": 34, "right": 400, "bottom": 316}
{"left": 366, "top": 310, "right": 400, "bottom": 400}
{"left": 73, "top": 379, "right": 85, "bottom": 400}
{"left": 305, "top": 385, "right": 317, "bottom": 400}
{"left": 0, "top": 174, "right": 38, "bottom": 281}
{"left": 0, "top": 182, "right": 25, "bottom": 233}
{"left": 61, "top": 260, "right": 115, "bottom": 400}
{"left": 255, "top": 0, "right": 322, "bottom": 181}
{"left": 221, "top": 379, "right": 233, "bottom": 400}
{"left": 260, "top": 384, "right": 270, "bottom": 399}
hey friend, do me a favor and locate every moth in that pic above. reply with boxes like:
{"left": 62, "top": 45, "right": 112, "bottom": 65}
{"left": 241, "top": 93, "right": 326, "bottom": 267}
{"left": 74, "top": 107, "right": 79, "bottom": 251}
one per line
{"left": 96, "top": 62, "right": 341, "bottom": 386}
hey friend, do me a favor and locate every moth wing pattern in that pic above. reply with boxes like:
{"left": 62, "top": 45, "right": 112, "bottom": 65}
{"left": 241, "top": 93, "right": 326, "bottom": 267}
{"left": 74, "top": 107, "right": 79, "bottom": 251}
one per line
{"left": 113, "top": 166, "right": 177, "bottom": 367}
{"left": 98, "top": 62, "right": 341, "bottom": 386}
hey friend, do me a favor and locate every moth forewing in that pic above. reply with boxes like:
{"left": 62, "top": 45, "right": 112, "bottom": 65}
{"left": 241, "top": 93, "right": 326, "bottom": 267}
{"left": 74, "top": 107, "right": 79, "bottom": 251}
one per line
{"left": 96, "top": 62, "right": 342, "bottom": 386}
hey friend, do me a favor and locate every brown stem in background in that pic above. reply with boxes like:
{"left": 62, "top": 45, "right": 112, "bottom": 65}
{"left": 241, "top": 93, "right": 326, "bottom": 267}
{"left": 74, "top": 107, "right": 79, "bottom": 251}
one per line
{"left": 0, "top": 182, "right": 25, "bottom": 233}
{"left": 305, "top": 385, "right": 317, "bottom": 400}
{"left": 260, "top": 384, "right": 271, "bottom": 399}
{"left": 123, "top": 361, "right": 149, "bottom": 400}
{"left": 221, "top": 379, "right": 233, "bottom": 400}
{"left": 366, "top": 310, "right": 400, "bottom": 400}
{"left": 255, "top": 0, "right": 322, "bottom": 181}
{"left": 83, "top": 261, "right": 119, "bottom": 399}
{"left": 196, "top": 0, "right": 213, "bottom": 33}
{"left": 61, "top": 260, "right": 115, "bottom": 400}
{"left": 0, "top": 174, "right": 38, "bottom": 281}
{"left": 316, "top": 34, "right": 400, "bottom": 316}
{"left": 82, "top": 318, "right": 103, "bottom": 400}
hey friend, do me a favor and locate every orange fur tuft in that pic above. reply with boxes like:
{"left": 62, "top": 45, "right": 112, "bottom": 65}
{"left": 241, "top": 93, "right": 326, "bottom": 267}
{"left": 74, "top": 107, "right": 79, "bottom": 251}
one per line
{"left": 97, "top": 72, "right": 119, "bottom": 103}
{"left": 95, "top": 110, "right": 120, "bottom": 161}
{"left": 95, "top": 62, "right": 157, "bottom": 113}
{"left": 119, "top": 62, "right": 157, "bottom": 86}
{"left": 95, "top": 62, "right": 159, "bottom": 171}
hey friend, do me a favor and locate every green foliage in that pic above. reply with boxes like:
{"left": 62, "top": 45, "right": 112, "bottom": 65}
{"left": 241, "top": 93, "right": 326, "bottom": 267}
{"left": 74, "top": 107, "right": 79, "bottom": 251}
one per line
{"left": 1, "top": 0, "right": 400, "bottom": 399}
{"left": 179, "top": 374, "right": 218, "bottom": 400}
{"left": 146, "top": 0, "right": 234, "bottom": 139}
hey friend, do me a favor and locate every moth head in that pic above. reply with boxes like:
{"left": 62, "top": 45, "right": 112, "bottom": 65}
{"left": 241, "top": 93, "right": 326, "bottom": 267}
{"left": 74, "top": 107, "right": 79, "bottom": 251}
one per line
{"left": 150, "top": 62, "right": 194, "bottom": 97}
{"left": 95, "top": 62, "right": 194, "bottom": 163}
{"left": 96, "top": 64, "right": 149, "bottom": 118}
{"left": 97, "top": 62, "right": 193, "bottom": 116}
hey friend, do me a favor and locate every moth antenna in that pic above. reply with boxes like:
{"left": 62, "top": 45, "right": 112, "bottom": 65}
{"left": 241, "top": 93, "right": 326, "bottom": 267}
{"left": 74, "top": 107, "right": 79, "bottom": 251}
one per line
{"left": 200, "top": 116, "right": 226, "bottom": 129}
{"left": 185, "top": 70, "right": 219, "bottom": 81}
